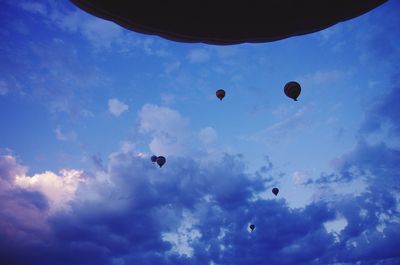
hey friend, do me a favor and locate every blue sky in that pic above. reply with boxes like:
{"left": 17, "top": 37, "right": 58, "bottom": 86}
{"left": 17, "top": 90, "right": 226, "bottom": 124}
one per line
{"left": 1, "top": 1, "right": 400, "bottom": 264}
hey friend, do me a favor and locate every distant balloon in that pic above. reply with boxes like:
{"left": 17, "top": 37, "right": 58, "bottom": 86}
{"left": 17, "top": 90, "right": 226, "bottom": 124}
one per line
{"left": 249, "top": 224, "right": 255, "bottom": 232}
{"left": 284, "top": 81, "right": 301, "bottom": 101}
{"left": 216, "top": 89, "right": 225, "bottom": 100}
{"left": 272, "top": 187, "right": 279, "bottom": 196}
{"left": 156, "top": 156, "right": 166, "bottom": 168}
{"left": 150, "top": 155, "right": 158, "bottom": 163}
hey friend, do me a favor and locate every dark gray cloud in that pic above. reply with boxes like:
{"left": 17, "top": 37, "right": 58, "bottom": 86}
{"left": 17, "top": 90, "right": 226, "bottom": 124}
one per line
{"left": 2, "top": 147, "right": 400, "bottom": 265}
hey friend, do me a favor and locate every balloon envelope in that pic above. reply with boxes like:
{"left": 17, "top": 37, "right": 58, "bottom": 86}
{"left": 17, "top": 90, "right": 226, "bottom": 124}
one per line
{"left": 284, "top": 81, "right": 301, "bottom": 101}
{"left": 272, "top": 187, "right": 279, "bottom": 196}
{"left": 70, "top": 0, "right": 387, "bottom": 45}
{"left": 150, "top": 155, "right": 157, "bottom": 162}
{"left": 249, "top": 224, "right": 255, "bottom": 231}
{"left": 156, "top": 156, "right": 166, "bottom": 168}
{"left": 216, "top": 89, "right": 225, "bottom": 100}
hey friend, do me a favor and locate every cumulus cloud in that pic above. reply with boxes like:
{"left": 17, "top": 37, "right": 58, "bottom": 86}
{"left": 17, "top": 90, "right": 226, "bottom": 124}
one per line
{"left": 0, "top": 153, "right": 51, "bottom": 251}
{"left": 1, "top": 143, "right": 400, "bottom": 264}
{"left": 108, "top": 98, "right": 129, "bottom": 117}
{"left": 198, "top": 127, "right": 217, "bottom": 145}
{"left": 138, "top": 104, "right": 190, "bottom": 156}
{"left": 15, "top": 169, "right": 86, "bottom": 213}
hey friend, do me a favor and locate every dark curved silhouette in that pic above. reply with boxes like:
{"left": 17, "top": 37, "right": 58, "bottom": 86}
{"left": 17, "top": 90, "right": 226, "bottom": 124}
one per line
{"left": 70, "top": 0, "right": 387, "bottom": 45}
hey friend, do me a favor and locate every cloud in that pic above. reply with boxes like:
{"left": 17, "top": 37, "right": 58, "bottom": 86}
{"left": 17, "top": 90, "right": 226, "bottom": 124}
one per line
{"left": 359, "top": 73, "right": 400, "bottom": 138}
{"left": 0, "top": 151, "right": 27, "bottom": 186}
{"left": 0, "top": 80, "right": 8, "bottom": 96}
{"left": 0, "top": 152, "right": 51, "bottom": 251}
{"left": 160, "top": 93, "right": 176, "bottom": 105}
{"left": 198, "top": 127, "right": 217, "bottom": 145}
{"left": 52, "top": 10, "right": 125, "bottom": 50}
{"left": 292, "top": 171, "right": 310, "bottom": 185}
{"left": 187, "top": 49, "right": 211, "bottom": 63}
{"left": 245, "top": 106, "right": 310, "bottom": 144}
{"left": 108, "top": 98, "right": 129, "bottom": 117}
{"left": 0, "top": 31, "right": 105, "bottom": 118}
{"left": 1, "top": 143, "right": 400, "bottom": 264}
{"left": 55, "top": 127, "right": 77, "bottom": 141}
{"left": 15, "top": 169, "right": 86, "bottom": 213}
{"left": 298, "top": 69, "right": 348, "bottom": 88}
{"left": 163, "top": 61, "right": 181, "bottom": 75}
{"left": 138, "top": 104, "right": 190, "bottom": 156}
{"left": 19, "top": 1, "right": 47, "bottom": 16}
{"left": 13, "top": 1, "right": 171, "bottom": 56}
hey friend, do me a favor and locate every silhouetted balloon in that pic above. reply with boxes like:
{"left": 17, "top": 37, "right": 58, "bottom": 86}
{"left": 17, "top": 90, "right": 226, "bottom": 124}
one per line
{"left": 249, "top": 224, "right": 255, "bottom": 232}
{"left": 70, "top": 0, "right": 387, "bottom": 45}
{"left": 284, "top": 81, "right": 301, "bottom": 101}
{"left": 156, "top": 156, "right": 166, "bottom": 168}
{"left": 216, "top": 89, "right": 225, "bottom": 100}
{"left": 272, "top": 187, "right": 279, "bottom": 196}
{"left": 150, "top": 155, "right": 157, "bottom": 162}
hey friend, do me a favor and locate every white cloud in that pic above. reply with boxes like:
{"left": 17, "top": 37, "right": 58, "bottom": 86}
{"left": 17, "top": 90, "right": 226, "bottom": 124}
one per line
{"left": 55, "top": 127, "right": 77, "bottom": 141}
{"left": 108, "top": 98, "right": 129, "bottom": 117}
{"left": 198, "top": 127, "right": 217, "bottom": 145}
{"left": 138, "top": 104, "right": 190, "bottom": 156}
{"left": 187, "top": 49, "right": 210, "bottom": 63}
{"left": 15, "top": 169, "right": 86, "bottom": 213}
{"left": 292, "top": 171, "right": 309, "bottom": 185}
{"left": 162, "top": 211, "right": 202, "bottom": 257}
{"left": 324, "top": 214, "right": 348, "bottom": 242}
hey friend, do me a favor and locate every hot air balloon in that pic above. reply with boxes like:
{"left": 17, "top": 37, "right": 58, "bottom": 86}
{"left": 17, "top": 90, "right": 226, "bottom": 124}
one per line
{"left": 249, "top": 224, "right": 255, "bottom": 232}
{"left": 150, "top": 155, "right": 157, "bottom": 163}
{"left": 284, "top": 81, "right": 301, "bottom": 101}
{"left": 70, "top": 1, "right": 387, "bottom": 45}
{"left": 156, "top": 156, "right": 166, "bottom": 168}
{"left": 216, "top": 89, "right": 225, "bottom": 100}
{"left": 272, "top": 187, "right": 279, "bottom": 196}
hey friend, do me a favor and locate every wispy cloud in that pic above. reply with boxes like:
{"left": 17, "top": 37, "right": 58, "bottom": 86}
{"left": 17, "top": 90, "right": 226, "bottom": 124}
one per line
{"left": 55, "top": 127, "right": 77, "bottom": 141}
{"left": 359, "top": 72, "right": 400, "bottom": 138}
{"left": 244, "top": 106, "right": 310, "bottom": 143}
{"left": 19, "top": 1, "right": 47, "bottom": 16}
{"left": 187, "top": 49, "right": 210, "bottom": 63}
{"left": 0, "top": 80, "right": 8, "bottom": 96}
{"left": 297, "top": 69, "right": 348, "bottom": 88}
